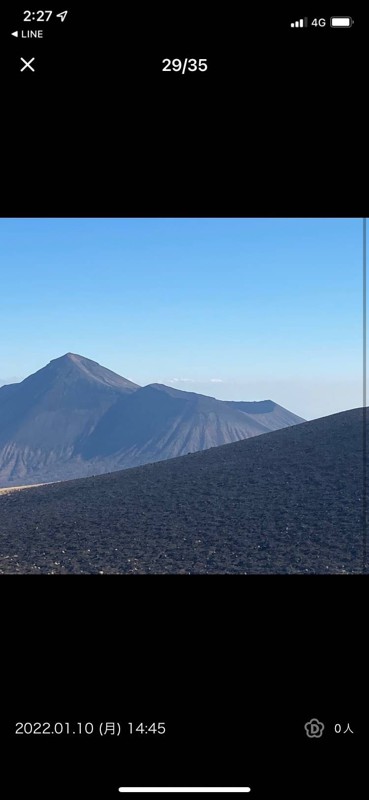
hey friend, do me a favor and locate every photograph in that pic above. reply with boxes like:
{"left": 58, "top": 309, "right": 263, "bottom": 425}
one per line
{"left": 0, "top": 217, "right": 364, "bottom": 574}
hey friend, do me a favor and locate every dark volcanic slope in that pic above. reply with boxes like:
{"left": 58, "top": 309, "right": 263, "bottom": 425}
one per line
{"left": 0, "top": 408, "right": 365, "bottom": 574}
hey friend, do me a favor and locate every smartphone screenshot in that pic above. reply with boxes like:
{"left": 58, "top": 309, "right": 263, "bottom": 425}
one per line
{"left": 1, "top": 7, "right": 367, "bottom": 798}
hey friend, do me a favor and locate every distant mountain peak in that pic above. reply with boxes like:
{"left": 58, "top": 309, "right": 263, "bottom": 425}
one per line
{"left": 51, "top": 352, "right": 100, "bottom": 366}
{"left": 36, "top": 353, "right": 141, "bottom": 392}
{"left": 62, "top": 353, "right": 98, "bottom": 365}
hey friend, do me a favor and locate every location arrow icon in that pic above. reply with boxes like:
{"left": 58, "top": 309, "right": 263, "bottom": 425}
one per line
{"left": 11, "top": 31, "right": 19, "bottom": 37}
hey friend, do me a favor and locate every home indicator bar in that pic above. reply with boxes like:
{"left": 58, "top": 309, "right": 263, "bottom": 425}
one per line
{"left": 118, "top": 790, "right": 252, "bottom": 794}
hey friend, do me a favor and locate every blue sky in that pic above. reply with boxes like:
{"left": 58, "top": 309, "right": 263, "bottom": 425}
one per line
{"left": 0, "top": 218, "right": 363, "bottom": 420}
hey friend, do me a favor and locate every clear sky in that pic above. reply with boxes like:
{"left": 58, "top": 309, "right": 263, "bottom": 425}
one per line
{"left": 0, "top": 218, "right": 363, "bottom": 420}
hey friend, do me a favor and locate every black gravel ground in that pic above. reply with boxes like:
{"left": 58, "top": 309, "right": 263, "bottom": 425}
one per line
{"left": 0, "top": 408, "right": 366, "bottom": 574}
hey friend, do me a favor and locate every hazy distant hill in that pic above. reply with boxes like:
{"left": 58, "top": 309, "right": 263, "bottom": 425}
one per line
{"left": 224, "top": 399, "right": 304, "bottom": 431}
{"left": 0, "top": 408, "right": 364, "bottom": 574}
{"left": 0, "top": 353, "right": 304, "bottom": 486}
{"left": 78, "top": 383, "right": 303, "bottom": 467}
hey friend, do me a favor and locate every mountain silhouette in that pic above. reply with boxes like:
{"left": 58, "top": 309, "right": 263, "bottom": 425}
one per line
{"left": 0, "top": 353, "right": 304, "bottom": 486}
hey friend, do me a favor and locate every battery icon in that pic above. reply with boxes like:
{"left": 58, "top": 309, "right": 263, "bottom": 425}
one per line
{"left": 330, "top": 17, "right": 353, "bottom": 27}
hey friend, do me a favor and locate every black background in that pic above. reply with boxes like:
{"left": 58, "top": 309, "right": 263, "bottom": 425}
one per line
{"left": 1, "top": 7, "right": 366, "bottom": 216}
{"left": 2, "top": 576, "right": 367, "bottom": 796}
{"left": 1, "top": 5, "right": 368, "bottom": 798}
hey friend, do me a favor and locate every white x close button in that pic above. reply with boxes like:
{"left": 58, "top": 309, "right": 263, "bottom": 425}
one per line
{"left": 20, "top": 57, "right": 35, "bottom": 72}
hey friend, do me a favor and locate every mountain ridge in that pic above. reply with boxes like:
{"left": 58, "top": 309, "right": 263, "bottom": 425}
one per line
{"left": 0, "top": 353, "right": 305, "bottom": 487}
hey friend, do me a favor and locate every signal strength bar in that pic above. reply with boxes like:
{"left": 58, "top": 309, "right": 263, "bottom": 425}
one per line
{"left": 291, "top": 18, "right": 308, "bottom": 27}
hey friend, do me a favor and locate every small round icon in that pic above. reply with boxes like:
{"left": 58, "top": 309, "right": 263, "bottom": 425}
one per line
{"left": 304, "top": 718, "right": 325, "bottom": 738}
